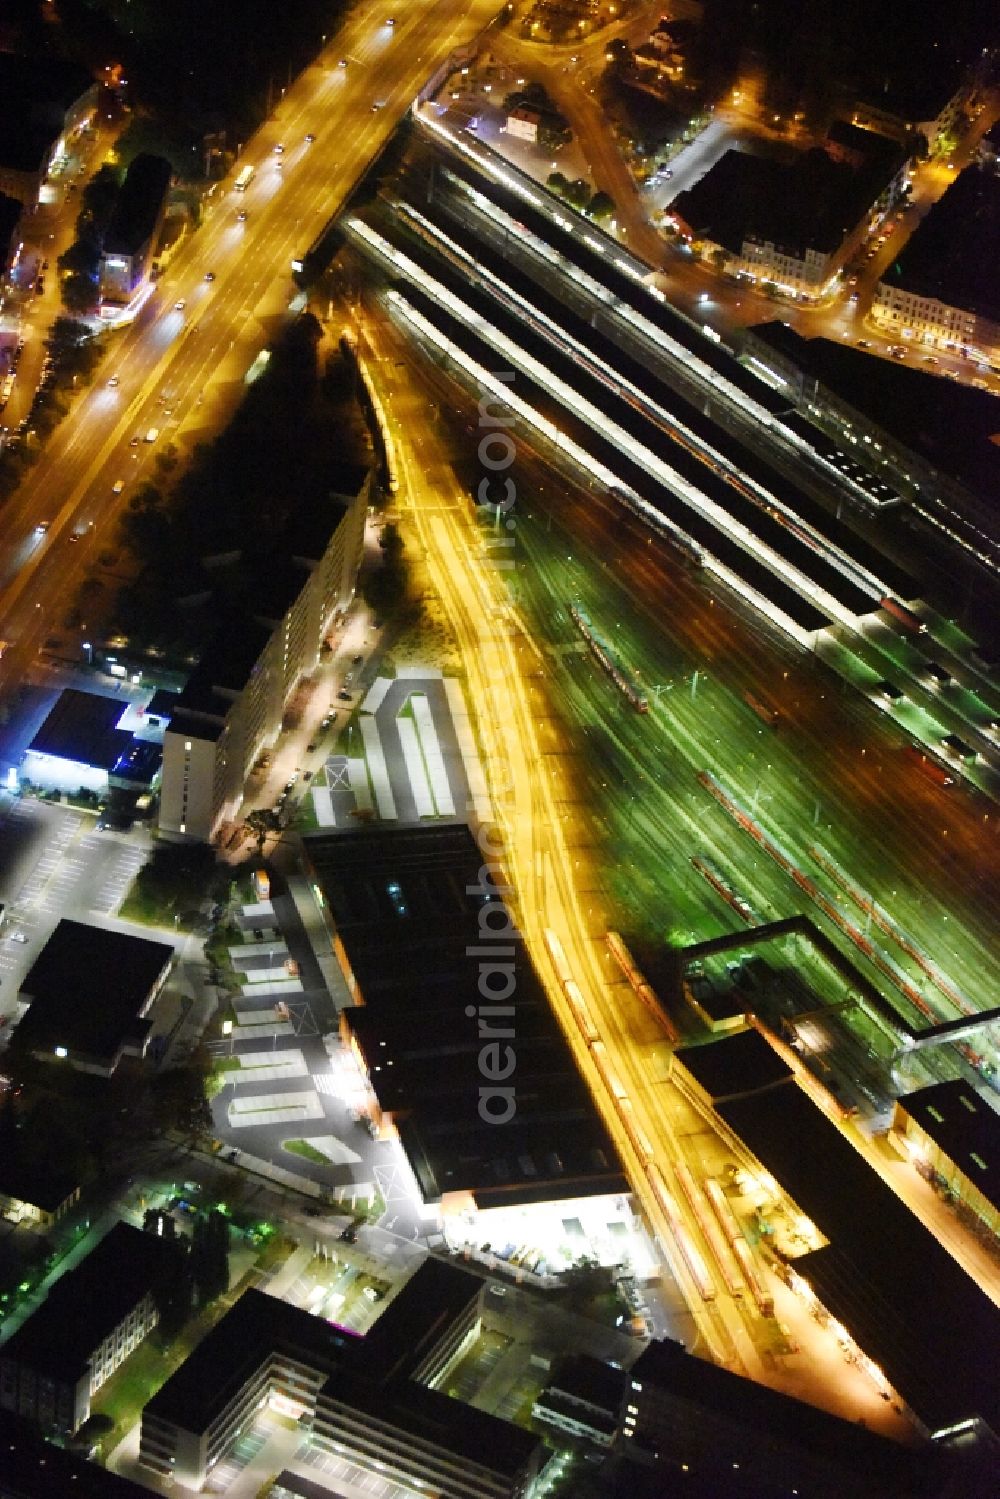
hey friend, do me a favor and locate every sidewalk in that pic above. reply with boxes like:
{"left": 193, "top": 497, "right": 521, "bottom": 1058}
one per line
{"left": 282, "top": 871, "right": 352, "bottom": 1012}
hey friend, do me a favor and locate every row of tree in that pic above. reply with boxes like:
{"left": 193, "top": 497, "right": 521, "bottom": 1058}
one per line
{"left": 57, "top": 165, "right": 123, "bottom": 314}
{"left": 151, "top": 1208, "right": 231, "bottom": 1342}
{"left": 546, "top": 174, "right": 615, "bottom": 222}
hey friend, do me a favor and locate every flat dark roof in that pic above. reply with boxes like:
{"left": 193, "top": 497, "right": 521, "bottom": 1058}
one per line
{"left": 28, "top": 688, "right": 132, "bottom": 772}
{"left": 751, "top": 321, "right": 1000, "bottom": 507}
{"left": 171, "top": 618, "right": 272, "bottom": 724}
{"left": 103, "top": 154, "right": 171, "bottom": 257}
{"left": 274, "top": 1474, "right": 352, "bottom": 1499}
{"left": 0, "top": 1153, "right": 79, "bottom": 1213}
{"left": 0, "top": 55, "right": 94, "bottom": 174}
{"left": 0, "top": 193, "right": 22, "bottom": 252}
{"left": 630, "top": 1338, "right": 932, "bottom": 1496}
{"left": 307, "top": 825, "right": 627, "bottom": 1209}
{"left": 17, "top": 919, "right": 172, "bottom": 1063}
{"left": 319, "top": 1364, "right": 539, "bottom": 1478}
{"left": 672, "top": 139, "right": 905, "bottom": 258}
{"left": 0, "top": 1409, "right": 152, "bottom": 1498}
{"left": 144, "top": 1288, "right": 347, "bottom": 1433}
{"left": 0, "top": 1223, "right": 175, "bottom": 1385}
{"left": 146, "top": 1257, "right": 540, "bottom": 1478}
{"left": 898, "top": 1080, "right": 1000, "bottom": 1214}
{"left": 717, "top": 1084, "right": 1000, "bottom": 1435}
{"left": 674, "top": 1031, "right": 792, "bottom": 1102}
{"left": 547, "top": 1352, "right": 625, "bottom": 1413}
{"left": 144, "top": 687, "right": 179, "bottom": 721}
{"left": 353, "top": 1255, "right": 481, "bottom": 1379}
{"left": 880, "top": 165, "right": 1000, "bottom": 322}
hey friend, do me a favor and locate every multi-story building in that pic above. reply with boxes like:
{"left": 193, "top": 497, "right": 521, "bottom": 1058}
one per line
{"left": 0, "top": 55, "right": 98, "bottom": 208}
{"left": 670, "top": 127, "right": 908, "bottom": 302}
{"left": 871, "top": 164, "right": 1000, "bottom": 362}
{"left": 0, "top": 1161, "right": 80, "bottom": 1228}
{"left": 0, "top": 1410, "right": 152, "bottom": 1499}
{"left": 159, "top": 473, "right": 368, "bottom": 841}
{"left": 0, "top": 193, "right": 22, "bottom": 280}
{"left": 139, "top": 1260, "right": 548, "bottom": 1496}
{"left": 532, "top": 1354, "right": 624, "bottom": 1448}
{"left": 0, "top": 1224, "right": 174, "bottom": 1434}
{"left": 98, "top": 153, "right": 172, "bottom": 307}
{"left": 620, "top": 1338, "right": 933, "bottom": 1498}
{"left": 669, "top": 1030, "right": 1000, "bottom": 1450}
{"left": 891, "top": 1080, "right": 1000, "bottom": 1243}
{"left": 15, "top": 919, "right": 173, "bottom": 1076}
{"left": 305, "top": 824, "right": 628, "bottom": 1216}
{"left": 851, "top": 46, "right": 979, "bottom": 154}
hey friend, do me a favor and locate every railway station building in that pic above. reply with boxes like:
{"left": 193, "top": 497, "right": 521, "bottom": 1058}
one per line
{"left": 678, "top": 1032, "right": 1000, "bottom": 1450}
{"left": 890, "top": 1080, "right": 1000, "bottom": 1243}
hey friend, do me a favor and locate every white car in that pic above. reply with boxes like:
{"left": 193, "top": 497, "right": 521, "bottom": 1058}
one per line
{"left": 10, "top": 932, "right": 28, "bottom": 944}
{"left": 107, "top": 375, "right": 120, "bottom": 388}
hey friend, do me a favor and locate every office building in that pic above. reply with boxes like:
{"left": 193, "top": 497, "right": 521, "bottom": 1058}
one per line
{"left": 679, "top": 1031, "right": 1000, "bottom": 1444}
{"left": 0, "top": 1159, "right": 80, "bottom": 1228}
{"left": 871, "top": 165, "right": 1000, "bottom": 362}
{"left": 531, "top": 1354, "right": 624, "bottom": 1447}
{"left": 139, "top": 1258, "right": 548, "bottom": 1496}
{"left": 0, "top": 1409, "right": 151, "bottom": 1499}
{"left": 20, "top": 687, "right": 164, "bottom": 798}
{"left": 670, "top": 129, "right": 908, "bottom": 301}
{"left": 621, "top": 1337, "right": 934, "bottom": 1499}
{"left": 14, "top": 919, "right": 173, "bottom": 1076}
{"left": 0, "top": 1223, "right": 175, "bottom": 1434}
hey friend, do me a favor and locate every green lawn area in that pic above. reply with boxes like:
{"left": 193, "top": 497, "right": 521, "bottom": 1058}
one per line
{"left": 282, "top": 1139, "right": 328, "bottom": 1164}
{"left": 293, "top": 795, "right": 320, "bottom": 833}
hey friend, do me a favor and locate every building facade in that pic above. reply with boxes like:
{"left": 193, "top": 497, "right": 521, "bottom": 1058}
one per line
{"left": 891, "top": 1081, "right": 1000, "bottom": 1243}
{"left": 0, "top": 57, "right": 98, "bottom": 208}
{"left": 870, "top": 280, "right": 997, "bottom": 361}
{"left": 98, "top": 153, "right": 172, "bottom": 306}
{"left": 159, "top": 476, "right": 369, "bottom": 841}
{"left": 671, "top": 133, "right": 908, "bottom": 304}
{"left": 0, "top": 1224, "right": 171, "bottom": 1435}
{"left": 139, "top": 1266, "right": 547, "bottom": 1496}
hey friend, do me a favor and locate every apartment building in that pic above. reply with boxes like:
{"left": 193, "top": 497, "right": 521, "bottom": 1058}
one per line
{"left": 871, "top": 164, "right": 1000, "bottom": 362}
{"left": 159, "top": 473, "right": 369, "bottom": 841}
{"left": 99, "top": 153, "right": 172, "bottom": 306}
{"left": 671, "top": 127, "right": 908, "bottom": 302}
{"left": 0, "top": 55, "right": 97, "bottom": 207}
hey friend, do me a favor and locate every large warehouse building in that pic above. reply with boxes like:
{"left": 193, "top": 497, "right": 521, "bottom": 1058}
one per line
{"left": 303, "top": 824, "right": 629, "bottom": 1232}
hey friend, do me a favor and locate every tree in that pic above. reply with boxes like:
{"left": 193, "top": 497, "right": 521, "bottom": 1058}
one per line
{"left": 152, "top": 1238, "right": 193, "bottom": 1343}
{"left": 244, "top": 808, "right": 281, "bottom": 852}
{"left": 60, "top": 271, "right": 98, "bottom": 315}
{"left": 587, "top": 191, "right": 615, "bottom": 222}
{"left": 563, "top": 178, "right": 592, "bottom": 211}
{"left": 190, "top": 1209, "right": 230, "bottom": 1306}
{"left": 80, "top": 163, "right": 121, "bottom": 225}
{"left": 546, "top": 171, "right": 570, "bottom": 197}
{"left": 57, "top": 238, "right": 100, "bottom": 278}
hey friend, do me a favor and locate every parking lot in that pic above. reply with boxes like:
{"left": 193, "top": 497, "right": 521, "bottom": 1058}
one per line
{"left": 0, "top": 792, "right": 163, "bottom": 1025}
